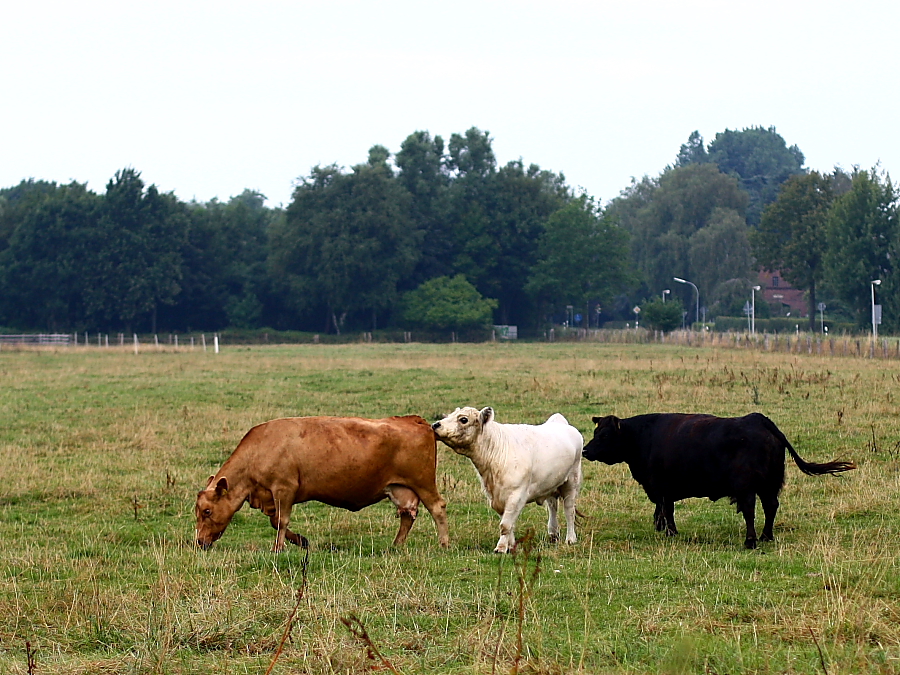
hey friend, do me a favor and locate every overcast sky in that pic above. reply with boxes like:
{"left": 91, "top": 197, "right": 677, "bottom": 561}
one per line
{"left": 4, "top": 1, "right": 897, "bottom": 208}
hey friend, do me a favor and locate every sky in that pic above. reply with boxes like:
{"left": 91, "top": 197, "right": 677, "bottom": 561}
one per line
{"left": 4, "top": 1, "right": 898, "bottom": 208}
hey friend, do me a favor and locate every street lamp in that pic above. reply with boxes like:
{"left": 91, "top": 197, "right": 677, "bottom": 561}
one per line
{"left": 751, "top": 285, "right": 761, "bottom": 335}
{"left": 871, "top": 280, "right": 882, "bottom": 341}
{"left": 673, "top": 277, "right": 699, "bottom": 328}
{"left": 662, "top": 289, "right": 670, "bottom": 302}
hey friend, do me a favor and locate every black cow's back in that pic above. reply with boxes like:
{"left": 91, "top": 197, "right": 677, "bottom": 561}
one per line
{"left": 623, "top": 413, "right": 786, "bottom": 502}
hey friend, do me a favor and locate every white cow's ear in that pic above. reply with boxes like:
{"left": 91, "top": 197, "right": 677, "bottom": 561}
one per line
{"left": 480, "top": 407, "right": 494, "bottom": 425}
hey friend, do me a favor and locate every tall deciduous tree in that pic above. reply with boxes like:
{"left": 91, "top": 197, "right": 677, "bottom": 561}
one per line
{"left": 705, "top": 126, "right": 806, "bottom": 225}
{"left": 675, "top": 130, "right": 708, "bottom": 167}
{"left": 272, "top": 152, "right": 419, "bottom": 333}
{"left": 526, "top": 195, "right": 636, "bottom": 325}
{"left": 609, "top": 163, "right": 749, "bottom": 305}
{"left": 751, "top": 171, "right": 836, "bottom": 330}
{"left": 0, "top": 181, "right": 100, "bottom": 330}
{"left": 165, "top": 190, "right": 274, "bottom": 331}
{"left": 444, "top": 128, "right": 569, "bottom": 326}
{"left": 80, "top": 168, "right": 187, "bottom": 331}
{"left": 823, "top": 168, "right": 899, "bottom": 329}
{"left": 396, "top": 131, "right": 452, "bottom": 283}
{"left": 689, "top": 207, "right": 754, "bottom": 314}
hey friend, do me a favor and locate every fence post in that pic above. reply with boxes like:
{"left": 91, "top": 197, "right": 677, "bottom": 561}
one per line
{"left": 133, "top": 334, "right": 139, "bottom": 355}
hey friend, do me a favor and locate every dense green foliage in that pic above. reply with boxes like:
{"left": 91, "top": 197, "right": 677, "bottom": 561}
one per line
{"left": 0, "top": 126, "right": 897, "bottom": 334}
{"left": 401, "top": 274, "right": 498, "bottom": 331}
{"left": 639, "top": 298, "right": 684, "bottom": 331}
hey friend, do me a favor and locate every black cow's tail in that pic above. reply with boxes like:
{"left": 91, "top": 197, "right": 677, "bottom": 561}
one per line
{"left": 758, "top": 414, "right": 856, "bottom": 476}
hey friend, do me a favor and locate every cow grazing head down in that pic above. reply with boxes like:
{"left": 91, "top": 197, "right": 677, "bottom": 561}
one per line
{"left": 582, "top": 416, "right": 630, "bottom": 464}
{"left": 194, "top": 415, "right": 448, "bottom": 553}
{"left": 195, "top": 476, "right": 233, "bottom": 550}
{"left": 431, "top": 406, "right": 493, "bottom": 455}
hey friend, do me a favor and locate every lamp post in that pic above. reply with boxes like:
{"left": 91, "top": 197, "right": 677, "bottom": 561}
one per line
{"left": 871, "top": 280, "right": 882, "bottom": 341}
{"left": 673, "top": 277, "right": 699, "bottom": 329}
{"left": 662, "top": 289, "right": 670, "bottom": 302}
{"left": 751, "top": 285, "right": 761, "bottom": 335}
{"left": 817, "top": 302, "right": 826, "bottom": 334}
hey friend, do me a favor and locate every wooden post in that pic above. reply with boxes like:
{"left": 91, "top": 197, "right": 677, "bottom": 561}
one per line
{"left": 133, "top": 334, "right": 139, "bottom": 355}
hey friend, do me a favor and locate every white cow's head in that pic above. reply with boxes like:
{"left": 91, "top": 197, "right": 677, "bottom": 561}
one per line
{"left": 432, "top": 406, "right": 493, "bottom": 455}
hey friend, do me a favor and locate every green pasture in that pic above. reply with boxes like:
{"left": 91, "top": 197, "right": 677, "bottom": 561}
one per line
{"left": 0, "top": 342, "right": 898, "bottom": 674}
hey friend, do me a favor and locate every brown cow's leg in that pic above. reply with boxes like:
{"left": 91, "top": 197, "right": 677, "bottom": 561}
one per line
{"left": 416, "top": 487, "right": 450, "bottom": 548}
{"left": 386, "top": 485, "right": 420, "bottom": 546}
{"left": 267, "top": 497, "right": 307, "bottom": 552}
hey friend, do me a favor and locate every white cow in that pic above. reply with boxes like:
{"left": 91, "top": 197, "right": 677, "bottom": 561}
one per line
{"left": 432, "top": 406, "right": 583, "bottom": 553}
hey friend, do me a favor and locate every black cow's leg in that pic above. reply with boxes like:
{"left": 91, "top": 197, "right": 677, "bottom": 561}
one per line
{"left": 737, "top": 494, "right": 758, "bottom": 549}
{"left": 653, "top": 503, "right": 665, "bottom": 531}
{"left": 662, "top": 500, "right": 677, "bottom": 537}
{"left": 759, "top": 493, "right": 779, "bottom": 542}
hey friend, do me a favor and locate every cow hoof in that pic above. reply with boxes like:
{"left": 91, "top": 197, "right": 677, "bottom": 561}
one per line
{"left": 548, "top": 534, "right": 560, "bottom": 544}
{"left": 744, "top": 538, "right": 757, "bottom": 550}
{"left": 760, "top": 533, "right": 774, "bottom": 542}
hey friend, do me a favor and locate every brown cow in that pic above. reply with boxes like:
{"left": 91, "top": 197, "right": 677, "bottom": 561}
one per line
{"left": 195, "top": 415, "right": 450, "bottom": 551}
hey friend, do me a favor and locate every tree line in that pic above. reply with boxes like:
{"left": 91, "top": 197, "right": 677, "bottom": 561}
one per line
{"left": 0, "top": 126, "right": 896, "bottom": 335}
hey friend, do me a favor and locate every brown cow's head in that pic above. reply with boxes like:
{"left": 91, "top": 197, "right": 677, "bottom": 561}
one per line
{"left": 582, "top": 415, "right": 628, "bottom": 464}
{"left": 195, "top": 476, "right": 236, "bottom": 549}
{"left": 432, "top": 406, "right": 493, "bottom": 456}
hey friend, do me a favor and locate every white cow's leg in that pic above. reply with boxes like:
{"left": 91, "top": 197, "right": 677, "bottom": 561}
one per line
{"left": 545, "top": 496, "right": 560, "bottom": 543}
{"left": 562, "top": 490, "right": 578, "bottom": 544}
{"left": 560, "top": 463, "right": 582, "bottom": 545}
{"left": 495, "top": 492, "right": 529, "bottom": 554}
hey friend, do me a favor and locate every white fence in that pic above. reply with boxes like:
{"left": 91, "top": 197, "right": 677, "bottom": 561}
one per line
{"left": 0, "top": 333, "right": 71, "bottom": 345}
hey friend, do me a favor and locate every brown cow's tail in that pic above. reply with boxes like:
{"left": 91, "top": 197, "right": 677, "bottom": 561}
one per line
{"left": 758, "top": 414, "right": 856, "bottom": 476}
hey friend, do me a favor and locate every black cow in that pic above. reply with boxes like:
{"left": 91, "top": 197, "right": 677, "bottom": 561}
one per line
{"left": 582, "top": 412, "right": 855, "bottom": 548}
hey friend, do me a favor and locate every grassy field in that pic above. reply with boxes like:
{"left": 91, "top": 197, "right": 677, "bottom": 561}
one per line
{"left": 0, "top": 341, "right": 898, "bottom": 674}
